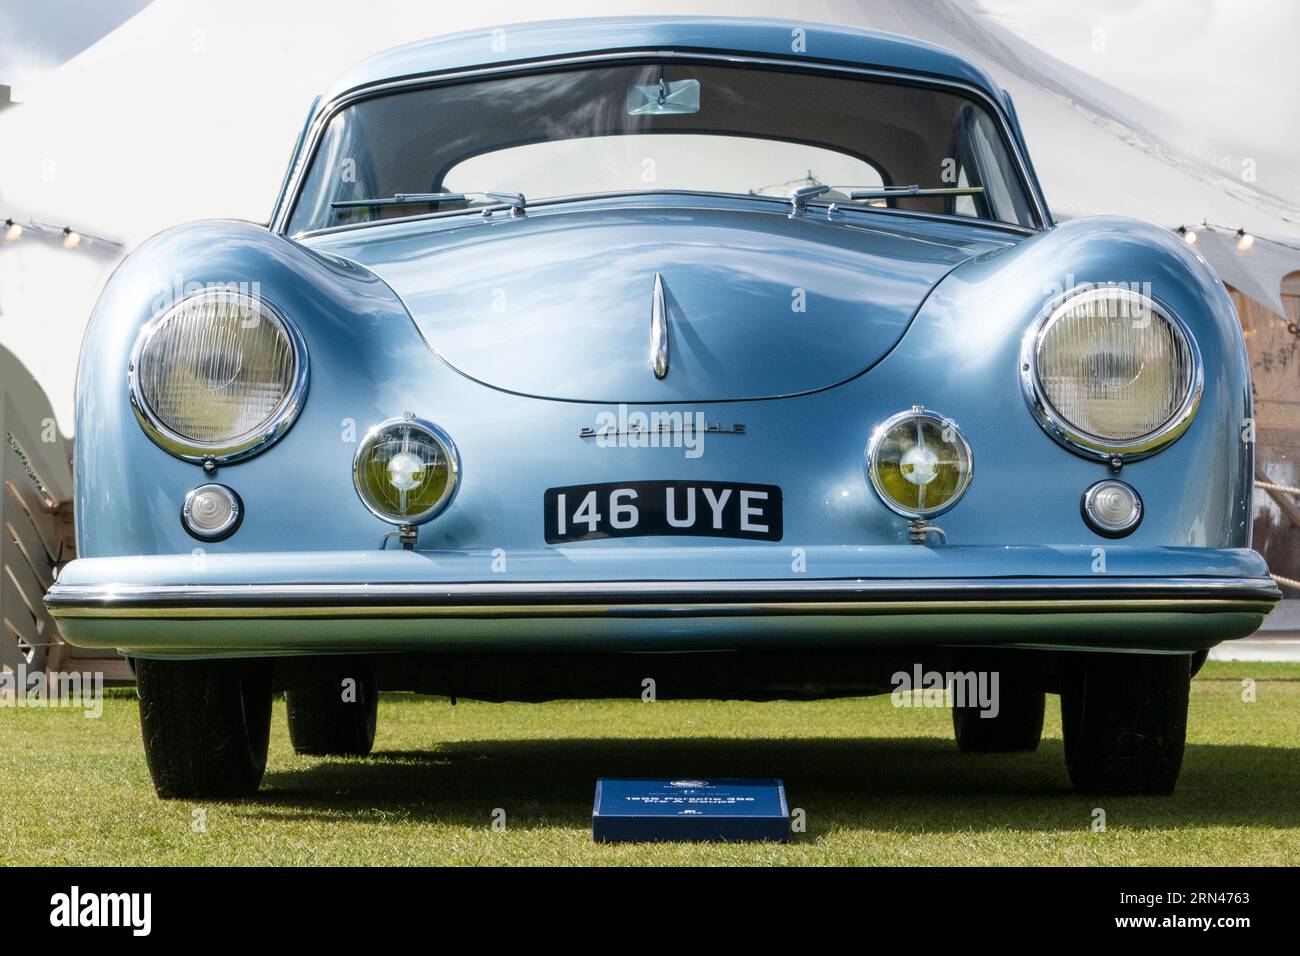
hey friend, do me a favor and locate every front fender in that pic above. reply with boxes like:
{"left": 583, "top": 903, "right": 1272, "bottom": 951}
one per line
{"left": 892, "top": 215, "right": 1253, "bottom": 549}
{"left": 74, "top": 219, "right": 436, "bottom": 556}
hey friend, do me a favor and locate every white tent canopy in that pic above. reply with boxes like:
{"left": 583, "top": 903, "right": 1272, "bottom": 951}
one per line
{"left": 1188, "top": 227, "right": 1300, "bottom": 318}
{"left": 2, "top": 0, "right": 1298, "bottom": 433}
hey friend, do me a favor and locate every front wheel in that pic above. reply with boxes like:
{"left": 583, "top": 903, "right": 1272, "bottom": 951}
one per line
{"left": 285, "top": 656, "right": 378, "bottom": 757}
{"left": 136, "top": 658, "right": 274, "bottom": 799}
{"left": 951, "top": 652, "right": 1045, "bottom": 753}
{"left": 1060, "top": 653, "right": 1191, "bottom": 795}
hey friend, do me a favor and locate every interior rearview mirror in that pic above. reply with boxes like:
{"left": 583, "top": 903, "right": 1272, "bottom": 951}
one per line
{"left": 627, "top": 77, "right": 700, "bottom": 115}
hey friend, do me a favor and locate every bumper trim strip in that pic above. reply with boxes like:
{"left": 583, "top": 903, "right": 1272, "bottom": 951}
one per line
{"left": 44, "top": 576, "right": 1282, "bottom": 620}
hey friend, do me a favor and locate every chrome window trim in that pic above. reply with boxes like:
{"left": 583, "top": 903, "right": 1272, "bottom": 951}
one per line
{"left": 352, "top": 415, "right": 462, "bottom": 525}
{"left": 865, "top": 407, "right": 974, "bottom": 519}
{"left": 1019, "top": 286, "right": 1204, "bottom": 462}
{"left": 128, "top": 289, "right": 310, "bottom": 465}
{"left": 273, "top": 49, "right": 1051, "bottom": 235}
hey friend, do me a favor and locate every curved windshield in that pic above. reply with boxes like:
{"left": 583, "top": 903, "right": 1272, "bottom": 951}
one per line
{"left": 287, "top": 61, "right": 1037, "bottom": 234}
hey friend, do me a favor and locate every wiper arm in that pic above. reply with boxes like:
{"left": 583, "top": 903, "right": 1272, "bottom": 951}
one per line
{"left": 847, "top": 185, "right": 985, "bottom": 200}
{"left": 331, "top": 190, "right": 527, "bottom": 216}
{"left": 787, "top": 184, "right": 832, "bottom": 212}
{"left": 481, "top": 191, "right": 527, "bottom": 216}
{"left": 331, "top": 192, "right": 463, "bottom": 209}
{"left": 787, "top": 183, "right": 984, "bottom": 215}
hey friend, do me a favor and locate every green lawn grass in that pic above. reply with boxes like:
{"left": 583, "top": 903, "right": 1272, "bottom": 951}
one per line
{"left": 1, "top": 661, "right": 1297, "bottom": 866}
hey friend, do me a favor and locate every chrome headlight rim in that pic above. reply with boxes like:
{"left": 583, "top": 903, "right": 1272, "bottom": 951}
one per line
{"left": 352, "top": 415, "right": 462, "bottom": 526}
{"left": 865, "top": 406, "right": 974, "bottom": 519}
{"left": 128, "top": 289, "right": 310, "bottom": 464}
{"left": 1020, "top": 286, "right": 1203, "bottom": 462}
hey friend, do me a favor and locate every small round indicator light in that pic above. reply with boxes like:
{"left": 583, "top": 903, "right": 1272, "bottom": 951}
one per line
{"left": 181, "top": 483, "right": 243, "bottom": 541}
{"left": 1081, "top": 479, "right": 1143, "bottom": 537}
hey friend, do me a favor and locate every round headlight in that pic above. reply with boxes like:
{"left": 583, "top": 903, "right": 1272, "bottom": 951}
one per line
{"left": 129, "top": 289, "right": 308, "bottom": 463}
{"left": 353, "top": 416, "right": 460, "bottom": 525}
{"left": 866, "top": 407, "right": 973, "bottom": 518}
{"left": 1022, "top": 287, "right": 1201, "bottom": 460}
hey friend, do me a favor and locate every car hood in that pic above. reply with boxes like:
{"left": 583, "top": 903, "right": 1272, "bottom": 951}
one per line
{"left": 307, "top": 205, "right": 1011, "bottom": 403}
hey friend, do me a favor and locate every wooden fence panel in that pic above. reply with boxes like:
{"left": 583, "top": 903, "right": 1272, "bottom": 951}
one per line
{"left": 2, "top": 346, "right": 130, "bottom": 688}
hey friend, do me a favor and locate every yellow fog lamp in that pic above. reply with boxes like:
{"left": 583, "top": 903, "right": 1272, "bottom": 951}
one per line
{"left": 866, "top": 406, "right": 973, "bottom": 518}
{"left": 353, "top": 416, "right": 460, "bottom": 536}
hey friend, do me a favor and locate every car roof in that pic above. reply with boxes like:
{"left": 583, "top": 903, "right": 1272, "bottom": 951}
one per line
{"left": 318, "top": 15, "right": 1007, "bottom": 108}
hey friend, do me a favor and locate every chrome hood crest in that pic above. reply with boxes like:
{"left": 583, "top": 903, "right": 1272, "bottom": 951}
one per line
{"left": 650, "top": 272, "right": 669, "bottom": 380}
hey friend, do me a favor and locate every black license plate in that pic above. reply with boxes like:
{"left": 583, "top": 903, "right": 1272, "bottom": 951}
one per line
{"left": 545, "top": 480, "right": 783, "bottom": 543}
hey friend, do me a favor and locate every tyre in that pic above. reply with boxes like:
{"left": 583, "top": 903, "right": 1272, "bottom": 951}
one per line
{"left": 951, "top": 652, "right": 1045, "bottom": 753}
{"left": 285, "top": 656, "right": 378, "bottom": 757}
{"left": 1060, "top": 652, "right": 1191, "bottom": 795}
{"left": 136, "top": 658, "right": 274, "bottom": 800}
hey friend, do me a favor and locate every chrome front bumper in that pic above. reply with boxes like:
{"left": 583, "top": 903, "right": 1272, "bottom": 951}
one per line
{"left": 44, "top": 545, "right": 1281, "bottom": 659}
{"left": 45, "top": 576, "right": 1281, "bottom": 619}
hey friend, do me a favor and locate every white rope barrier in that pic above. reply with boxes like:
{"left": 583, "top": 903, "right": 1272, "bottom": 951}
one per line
{"left": 1256, "top": 480, "right": 1300, "bottom": 497}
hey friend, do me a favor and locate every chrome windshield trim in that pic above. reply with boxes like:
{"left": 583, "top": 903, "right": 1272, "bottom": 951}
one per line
{"left": 274, "top": 49, "right": 1051, "bottom": 235}
{"left": 46, "top": 576, "right": 1282, "bottom": 619}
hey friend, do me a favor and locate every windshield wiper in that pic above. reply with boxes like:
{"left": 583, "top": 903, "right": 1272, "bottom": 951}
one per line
{"left": 847, "top": 185, "right": 985, "bottom": 200}
{"left": 331, "top": 190, "right": 527, "bottom": 216}
{"left": 787, "top": 183, "right": 984, "bottom": 213}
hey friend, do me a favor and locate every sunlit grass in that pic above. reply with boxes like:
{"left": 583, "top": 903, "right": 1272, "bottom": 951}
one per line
{"left": 1, "top": 661, "right": 1296, "bottom": 865}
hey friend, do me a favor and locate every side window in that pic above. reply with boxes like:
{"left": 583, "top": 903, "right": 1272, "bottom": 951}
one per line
{"left": 951, "top": 106, "right": 1033, "bottom": 226}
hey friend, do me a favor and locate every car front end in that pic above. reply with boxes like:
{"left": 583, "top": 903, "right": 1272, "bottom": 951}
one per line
{"left": 45, "top": 18, "right": 1280, "bottom": 798}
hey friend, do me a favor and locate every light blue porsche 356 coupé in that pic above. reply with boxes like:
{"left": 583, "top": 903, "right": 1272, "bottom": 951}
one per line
{"left": 45, "top": 17, "right": 1278, "bottom": 798}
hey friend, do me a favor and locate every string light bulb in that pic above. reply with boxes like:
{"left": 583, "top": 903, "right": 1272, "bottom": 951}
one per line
{"left": 3, "top": 218, "right": 21, "bottom": 241}
{"left": 1236, "top": 228, "right": 1255, "bottom": 250}
{"left": 61, "top": 226, "right": 80, "bottom": 249}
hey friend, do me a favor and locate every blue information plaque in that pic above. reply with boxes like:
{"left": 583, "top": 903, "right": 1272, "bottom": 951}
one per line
{"left": 592, "top": 778, "right": 789, "bottom": 843}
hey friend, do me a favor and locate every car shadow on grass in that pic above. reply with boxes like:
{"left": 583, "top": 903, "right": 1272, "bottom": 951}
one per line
{"left": 256, "top": 736, "right": 1300, "bottom": 834}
